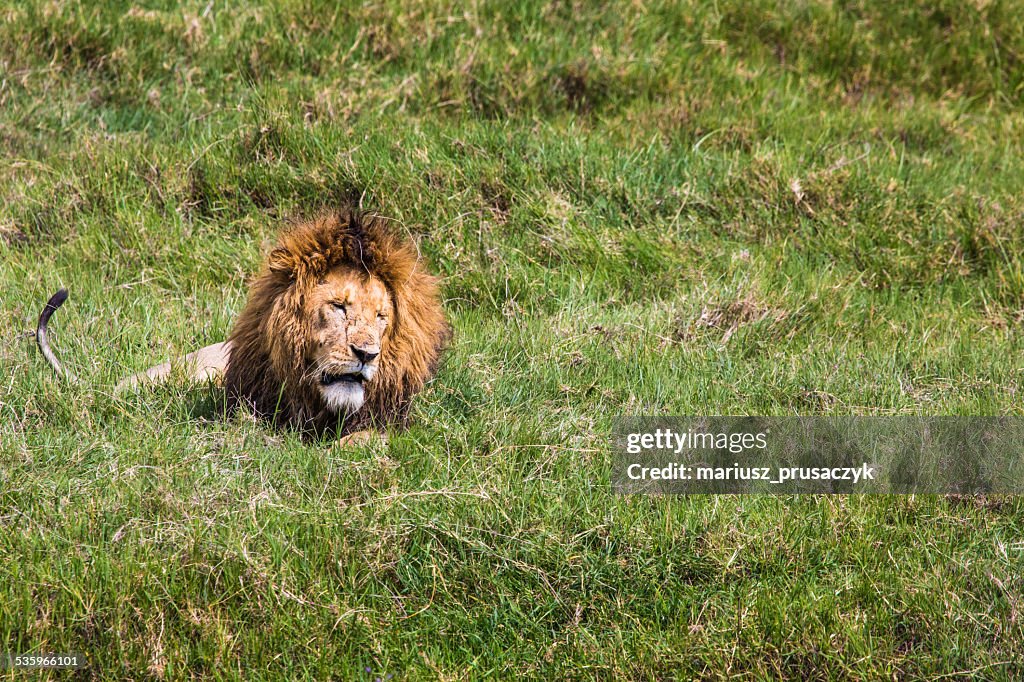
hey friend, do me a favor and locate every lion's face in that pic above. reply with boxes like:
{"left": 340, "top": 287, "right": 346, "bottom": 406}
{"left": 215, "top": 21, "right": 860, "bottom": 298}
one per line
{"left": 303, "top": 266, "right": 392, "bottom": 414}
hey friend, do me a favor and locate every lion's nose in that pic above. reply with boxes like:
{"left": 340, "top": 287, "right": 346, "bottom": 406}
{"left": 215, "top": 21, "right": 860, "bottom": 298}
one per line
{"left": 351, "top": 345, "right": 379, "bottom": 363}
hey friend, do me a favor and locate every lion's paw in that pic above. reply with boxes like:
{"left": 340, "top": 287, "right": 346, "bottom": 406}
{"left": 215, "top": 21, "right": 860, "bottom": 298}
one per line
{"left": 336, "top": 430, "right": 388, "bottom": 448}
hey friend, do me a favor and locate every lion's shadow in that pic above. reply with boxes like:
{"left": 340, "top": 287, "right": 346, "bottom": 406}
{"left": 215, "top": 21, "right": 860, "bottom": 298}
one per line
{"left": 145, "top": 383, "right": 370, "bottom": 444}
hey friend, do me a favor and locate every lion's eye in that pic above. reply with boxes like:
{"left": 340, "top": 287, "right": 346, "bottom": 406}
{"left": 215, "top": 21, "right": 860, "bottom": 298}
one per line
{"left": 332, "top": 302, "right": 347, "bottom": 314}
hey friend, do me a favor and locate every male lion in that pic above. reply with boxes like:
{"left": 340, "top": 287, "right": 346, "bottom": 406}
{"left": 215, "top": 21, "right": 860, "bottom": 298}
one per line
{"left": 37, "top": 209, "right": 451, "bottom": 443}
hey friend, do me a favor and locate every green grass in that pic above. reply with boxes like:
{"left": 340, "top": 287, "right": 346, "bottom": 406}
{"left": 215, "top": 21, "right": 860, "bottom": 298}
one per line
{"left": 2, "top": 1, "right": 1024, "bottom": 679}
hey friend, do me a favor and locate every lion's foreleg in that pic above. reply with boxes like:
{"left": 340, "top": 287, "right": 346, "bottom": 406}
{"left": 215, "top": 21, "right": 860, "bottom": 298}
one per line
{"left": 116, "top": 341, "right": 232, "bottom": 393}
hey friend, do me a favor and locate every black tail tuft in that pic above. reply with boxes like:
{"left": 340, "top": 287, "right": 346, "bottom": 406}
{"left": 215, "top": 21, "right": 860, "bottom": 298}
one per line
{"left": 37, "top": 288, "right": 76, "bottom": 382}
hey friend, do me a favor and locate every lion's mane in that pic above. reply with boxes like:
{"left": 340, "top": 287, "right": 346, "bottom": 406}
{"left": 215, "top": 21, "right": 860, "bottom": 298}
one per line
{"left": 224, "top": 209, "right": 450, "bottom": 434}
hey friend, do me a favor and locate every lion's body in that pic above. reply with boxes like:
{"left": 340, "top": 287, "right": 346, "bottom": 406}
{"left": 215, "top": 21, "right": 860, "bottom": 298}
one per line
{"left": 40, "top": 209, "right": 450, "bottom": 441}
{"left": 118, "top": 341, "right": 232, "bottom": 391}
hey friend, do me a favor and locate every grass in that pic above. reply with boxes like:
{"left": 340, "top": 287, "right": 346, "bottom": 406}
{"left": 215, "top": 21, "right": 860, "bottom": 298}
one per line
{"left": 2, "top": 0, "right": 1024, "bottom": 679}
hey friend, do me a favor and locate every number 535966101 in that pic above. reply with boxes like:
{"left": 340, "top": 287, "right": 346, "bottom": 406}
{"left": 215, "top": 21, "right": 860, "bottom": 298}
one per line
{"left": 2, "top": 653, "right": 87, "bottom": 669}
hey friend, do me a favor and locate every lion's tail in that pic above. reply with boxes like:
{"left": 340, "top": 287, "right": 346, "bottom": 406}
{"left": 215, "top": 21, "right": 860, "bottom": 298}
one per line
{"left": 37, "top": 288, "right": 79, "bottom": 383}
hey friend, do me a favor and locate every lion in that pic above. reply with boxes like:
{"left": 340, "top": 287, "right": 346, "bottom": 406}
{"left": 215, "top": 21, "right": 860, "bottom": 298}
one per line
{"left": 36, "top": 209, "right": 451, "bottom": 443}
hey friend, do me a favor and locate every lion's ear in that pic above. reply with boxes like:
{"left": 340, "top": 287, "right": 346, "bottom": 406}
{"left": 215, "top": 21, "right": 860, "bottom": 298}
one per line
{"left": 268, "top": 247, "right": 296, "bottom": 277}
{"left": 269, "top": 245, "right": 330, "bottom": 281}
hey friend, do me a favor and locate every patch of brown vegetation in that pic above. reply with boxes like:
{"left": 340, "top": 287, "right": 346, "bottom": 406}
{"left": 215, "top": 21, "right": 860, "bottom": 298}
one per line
{"left": 0, "top": 221, "right": 28, "bottom": 246}
{"left": 676, "top": 295, "right": 790, "bottom": 344}
{"left": 555, "top": 61, "right": 612, "bottom": 113}
{"left": 480, "top": 181, "right": 510, "bottom": 223}
{"left": 945, "top": 493, "right": 1007, "bottom": 512}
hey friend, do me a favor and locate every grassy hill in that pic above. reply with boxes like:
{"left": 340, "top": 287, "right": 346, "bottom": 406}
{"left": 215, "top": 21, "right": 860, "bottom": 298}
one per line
{"left": 2, "top": 1, "right": 1023, "bottom": 679}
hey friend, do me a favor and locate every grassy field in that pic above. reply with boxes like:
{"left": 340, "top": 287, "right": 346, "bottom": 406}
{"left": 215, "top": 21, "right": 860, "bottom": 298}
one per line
{"left": 3, "top": 1, "right": 1024, "bottom": 679}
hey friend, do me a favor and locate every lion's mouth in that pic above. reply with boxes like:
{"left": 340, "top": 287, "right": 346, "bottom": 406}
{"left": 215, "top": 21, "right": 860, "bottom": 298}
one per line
{"left": 320, "top": 371, "right": 365, "bottom": 387}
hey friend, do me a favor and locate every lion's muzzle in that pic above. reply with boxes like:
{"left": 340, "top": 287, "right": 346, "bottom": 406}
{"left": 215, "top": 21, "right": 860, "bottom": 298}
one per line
{"left": 317, "top": 360, "right": 379, "bottom": 414}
